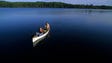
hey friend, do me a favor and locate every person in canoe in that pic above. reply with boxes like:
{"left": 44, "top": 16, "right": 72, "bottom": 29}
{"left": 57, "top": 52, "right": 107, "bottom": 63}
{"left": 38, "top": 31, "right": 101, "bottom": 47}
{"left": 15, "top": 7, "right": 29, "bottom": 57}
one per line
{"left": 39, "top": 22, "right": 50, "bottom": 34}
{"left": 39, "top": 27, "right": 44, "bottom": 33}
{"left": 44, "top": 22, "right": 50, "bottom": 30}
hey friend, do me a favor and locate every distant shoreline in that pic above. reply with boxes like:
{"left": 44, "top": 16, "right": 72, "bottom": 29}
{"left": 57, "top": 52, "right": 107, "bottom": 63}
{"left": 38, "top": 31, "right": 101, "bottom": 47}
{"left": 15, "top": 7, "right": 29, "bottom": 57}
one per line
{"left": 0, "top": 1, "right": 112, "bottom": 9}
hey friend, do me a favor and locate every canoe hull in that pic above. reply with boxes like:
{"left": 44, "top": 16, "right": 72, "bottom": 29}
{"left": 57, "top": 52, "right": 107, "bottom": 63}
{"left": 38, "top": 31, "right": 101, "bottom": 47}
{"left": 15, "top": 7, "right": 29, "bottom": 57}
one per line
{"left": 32, "top": 29, "right": 49, "bottom": 47}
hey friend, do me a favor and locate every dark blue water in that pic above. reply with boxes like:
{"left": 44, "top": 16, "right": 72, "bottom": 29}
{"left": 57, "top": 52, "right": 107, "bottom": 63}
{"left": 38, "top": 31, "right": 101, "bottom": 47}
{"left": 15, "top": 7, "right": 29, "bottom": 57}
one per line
{"left": 0, "top": 8, "right": 112, "bottom": 62}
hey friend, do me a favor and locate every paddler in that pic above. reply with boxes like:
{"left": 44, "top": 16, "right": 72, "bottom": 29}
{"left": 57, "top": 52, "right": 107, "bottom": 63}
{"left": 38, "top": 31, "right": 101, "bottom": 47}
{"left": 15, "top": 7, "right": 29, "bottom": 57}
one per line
{"left": 45, "top": 22, "right": 50, "bottom": 30}
{"left": 40, "top": 27, "right": 44, "bottom": 33}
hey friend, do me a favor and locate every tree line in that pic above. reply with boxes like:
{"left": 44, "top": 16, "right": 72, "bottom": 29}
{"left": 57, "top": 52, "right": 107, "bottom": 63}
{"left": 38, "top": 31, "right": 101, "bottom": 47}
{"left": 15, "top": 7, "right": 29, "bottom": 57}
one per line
{"left": 0, "top": 1, "right": 112, "bottom": 9}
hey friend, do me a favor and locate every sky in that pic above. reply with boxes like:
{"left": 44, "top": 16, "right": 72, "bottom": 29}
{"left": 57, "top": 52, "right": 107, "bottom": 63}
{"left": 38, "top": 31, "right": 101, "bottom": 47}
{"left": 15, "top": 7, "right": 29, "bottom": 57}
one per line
{"left": 4, "top": 0, "right": 112, "bottom": 6}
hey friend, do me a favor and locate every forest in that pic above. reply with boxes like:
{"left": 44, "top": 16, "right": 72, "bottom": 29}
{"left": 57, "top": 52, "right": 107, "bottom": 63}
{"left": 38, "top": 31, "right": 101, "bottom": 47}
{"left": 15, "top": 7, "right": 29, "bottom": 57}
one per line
{"left": 0, "top": 1, "right": 112, "bottom": 9}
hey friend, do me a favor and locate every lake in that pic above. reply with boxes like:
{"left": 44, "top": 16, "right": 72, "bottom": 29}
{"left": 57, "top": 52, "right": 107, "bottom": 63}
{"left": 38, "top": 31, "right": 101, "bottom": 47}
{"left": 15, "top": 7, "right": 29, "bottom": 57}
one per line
{"left": 0, "top": 8, "right": 112, "bottom": 62}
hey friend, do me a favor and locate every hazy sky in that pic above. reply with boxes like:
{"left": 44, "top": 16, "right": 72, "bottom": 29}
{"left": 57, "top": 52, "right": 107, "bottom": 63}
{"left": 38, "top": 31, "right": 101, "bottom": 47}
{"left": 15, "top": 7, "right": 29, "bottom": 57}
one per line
{"left": 4, "top": 0, "right": 112, "bottom": 6}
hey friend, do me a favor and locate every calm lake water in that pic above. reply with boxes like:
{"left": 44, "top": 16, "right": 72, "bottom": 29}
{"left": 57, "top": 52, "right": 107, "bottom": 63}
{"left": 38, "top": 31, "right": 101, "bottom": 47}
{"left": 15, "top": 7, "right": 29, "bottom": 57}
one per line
{"left": 0, "top": 8, "right": 112, "bottom": 62}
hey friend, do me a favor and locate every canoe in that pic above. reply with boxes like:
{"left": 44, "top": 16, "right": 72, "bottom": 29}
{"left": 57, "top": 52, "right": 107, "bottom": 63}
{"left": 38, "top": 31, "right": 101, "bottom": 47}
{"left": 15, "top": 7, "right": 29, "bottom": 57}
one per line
{"left": 32, "top": 23, "right": 50, "bottom": 46}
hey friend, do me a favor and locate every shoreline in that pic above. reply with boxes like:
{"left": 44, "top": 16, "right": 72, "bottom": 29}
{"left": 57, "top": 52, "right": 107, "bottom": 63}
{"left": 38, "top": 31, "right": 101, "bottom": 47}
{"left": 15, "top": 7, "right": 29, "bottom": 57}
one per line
{"left": 0, "top": 7, "right": 112, "bottom": 10}
{"left": 0, "top": 1, "right": 112, "bottom": 10}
